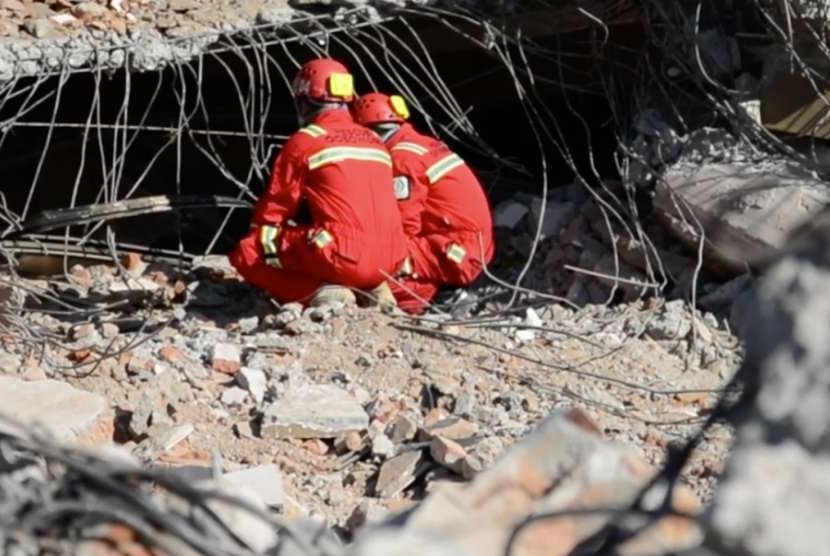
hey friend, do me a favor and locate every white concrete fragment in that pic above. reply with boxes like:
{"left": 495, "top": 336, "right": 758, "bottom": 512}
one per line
{"left": 223, "top": 464, "right": 284, "bottom": 509}
{"left": 0, "top": 376, "right": 106, "bottom": 441}
{"left": 237, "top": 367, "right": 267, "bottom": 404}
{"left": 221, "top": 386, "right": 248, "bottom": 406}
{"left": 261, "top": 384, "right": 369, "bottom": 439}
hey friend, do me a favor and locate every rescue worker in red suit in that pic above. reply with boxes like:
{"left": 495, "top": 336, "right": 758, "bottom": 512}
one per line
{"left": 229, "top": 60, "right": 406, "bottom": 307}
{"left": 351, "top": 93, "right": 495, "bottom": 314}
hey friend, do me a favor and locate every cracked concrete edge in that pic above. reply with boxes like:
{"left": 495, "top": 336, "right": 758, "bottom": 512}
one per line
{"left": 0, "top": 2, "right": 407, "bottom": 81}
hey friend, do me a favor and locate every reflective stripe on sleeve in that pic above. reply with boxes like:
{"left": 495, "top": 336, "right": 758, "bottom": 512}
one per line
{"left": 391, "top": 142, "right": 429, "bottom": 156}
{"left": 259, "top": 225, "right": 280, "bottom": 256}
{"left": 298, "top": 124, "right": 326, "bottom": 138}
{"left": 425, "top": 153, "right": 464, "bottom": 184}
{"left": 307, "top": 147, "right": 392, "bottom": 170}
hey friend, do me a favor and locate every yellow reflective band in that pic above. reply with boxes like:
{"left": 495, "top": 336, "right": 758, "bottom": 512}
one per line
{"left": 391, "top": 142, "right": 428, "bottom": 156}
{"left": 446, "top": 243, "right": 466, "bottom": 264}
{"left": 426, "top": 153, "right": 464, "bottom": 184}
{"left": 328, "top": 73, "right": 354, "bottom": 98}
{"left": 389, "top": 95, "right": 410, "bottom": 120}
{"left": 299, "top": 124, "right": 326, "bottom": 138}
{"left": 312, "top": 229, "right": 334, "bottom": 249}
{"left": 308, "top": 147, "right": 392, "bottom": 170}
{"left": 259, "top": 225, "right": 280, "bottom": 255}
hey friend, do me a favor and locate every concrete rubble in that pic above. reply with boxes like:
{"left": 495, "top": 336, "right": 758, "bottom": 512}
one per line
{"left": 0, "top": 376, "right": 106, "bottom": 441}
{"left": 694, "top": 211, "right": 830, "bottom": 556}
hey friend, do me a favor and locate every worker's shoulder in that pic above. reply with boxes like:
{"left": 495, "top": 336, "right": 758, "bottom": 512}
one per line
{"left": 391, "top": 128, "right": 450, "bottom": 158}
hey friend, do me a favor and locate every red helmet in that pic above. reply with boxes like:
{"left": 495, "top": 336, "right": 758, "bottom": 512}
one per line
{"left": 292, "top": 58, "right": 355, "bottom": 102}
{"left": 352, "top": 92, "right": 411, "bottom": 125}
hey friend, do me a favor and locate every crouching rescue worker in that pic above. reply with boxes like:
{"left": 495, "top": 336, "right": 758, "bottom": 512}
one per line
{"left": 351, "top": 93, "right": 494, "bottom": 314}
{"left": 230, "top": 60, "right": 406, "bottom": 307}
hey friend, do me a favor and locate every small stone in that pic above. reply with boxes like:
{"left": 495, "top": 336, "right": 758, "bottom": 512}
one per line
{"left": 158, "top": 345, "right": 184, "bottom": 363}
{"left": 522, "top": 390, "right": 541, "bottom": 412}
{"left": 347, "top": 498, "right": 389, "bottom": 530}
{"left": 424, "top": 407, "right": 448, "bottom": 428}
{"left": 453, "top": 390, "right": 476, "bottom": 417}
{"left": 238, "top": 316, "right": 259, "bottom": 334}
{"left": 424, "top": 417, "right": 478, "bottom": 441}
{"left": 514, "top": 329, "right": 536, "bottom": 342}
{"left": 100, "top": 322, "right": 120, "bottom": 339}
{"left": 121, "top": 252, "right": 145, "bottom": 274}
{"left": 261, "top": 385, "right": 369, "bottom": 439}
{"left": 23, "top": 18, "right": 57, "bottom": 39}
{"left": 71, "top": 323, "right": 97, "bottom": 341}
{"left": 425, "top": 368, "right": 461, "bottom": 395}
{"left": 221, "top": 387, "right": 248, "bottom": 406}
{"left": 237, "top": 367, "right": 267, "bottom": 404}
{"left": 126, "top": 355, "right": 153, "bottom": 376}
{"left": 335, "top": 431, "right": 364, "bottom": 453}
{"left": 390, "top": 414, "right": 418, "bottom": 443}
{"left": 471, "top": 436, "right": 506, "bottom": 466}
{"left": 2, "top": 0, "right": 25, "bottom": 12}
{"left": 21, "top": 364, "right": 47, "bottom": 381}
{"left": 375, "top": 450, "right": 423, "bottom": 498}
{"left": 211, "top": 342, "right": 241, "bottom": 375}
{"left": 355, "top": 353, "right": 374, "bottom": 368}
{"left": 169, "top": 0, "right": 199, "bottom": 11}
{"left": 0, "top": 351, "right": 21, "bottom": 374}
{"left": 524, "top": 307, "right": 543, "bottom": 327}
{"left": 460, "top": 455, "right": 483, "bottom": 480}
{"left": 371, "top": 433, "right": 395, "bottom": 459}
{"left": 234, "top": 421, "right": 256, "bottom": 440}
{"left": 73, "top": 2, "right": 109, "bottom": 18}
{"left": 302, "top": 439, "right": 329, "bottom": 456}
{"left": 430, "top": 436, "right": 467, "bottom": 474}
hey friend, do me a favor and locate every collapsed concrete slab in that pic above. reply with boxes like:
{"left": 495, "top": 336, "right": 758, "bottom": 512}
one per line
{"left": 654, "top": 161, "right": 830, "bottom": 276}
{"left": 0, "top": 376, "right": 107, "bottom": 441}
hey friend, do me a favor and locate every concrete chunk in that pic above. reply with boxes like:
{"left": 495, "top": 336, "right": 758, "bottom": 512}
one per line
{"left": 0, "top": 377, "right": 107, "bottom": 441}
{"left": 375, "top": 450, "right": 423, "bottom": 499}
{"left": 261, "top": 384, "right": 368, "bottom": 439}
{"left": 223, "top": 464, "right": 285, "bottom": 509}
{"left": 655, "top": 162, "right": 830, "bottom": 275}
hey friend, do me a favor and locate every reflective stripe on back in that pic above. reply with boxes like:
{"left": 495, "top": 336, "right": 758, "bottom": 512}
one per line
{"left": 299, "top": 124, "right": 327, "bottom": 138}
{"left": 425, "top": 153, "right": 464, "bottom": 184}
{"left": 391, "top": 142, "right": 429, "bottom": 156}
{"left": 308, "top": 147, "right": 392, "bottom": 170}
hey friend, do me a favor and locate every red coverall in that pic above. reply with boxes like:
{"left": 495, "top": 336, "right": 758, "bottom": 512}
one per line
{"left": 230, "top": 109, "right": 407, "bottom": 303}
{"left": 387, "top": 123, "right": 494, "bottom": 313}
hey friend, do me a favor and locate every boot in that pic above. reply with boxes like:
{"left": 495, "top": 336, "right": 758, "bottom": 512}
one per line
{"left": 309, "top": 284, "right": 357, "bottom": 307}
{"left": 360, "top": 281, "right": 398, "bottom": 311}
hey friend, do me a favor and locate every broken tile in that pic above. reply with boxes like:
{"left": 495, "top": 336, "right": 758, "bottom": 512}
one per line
{"left": 423, "top": 417, "right": 478, "bottom": 441}
{"left": 375, "top": 450, "right": 423, "bottom": 499}
{"left": 430, "top": 436, "right": 467, "bottom": 474}
{"left": 261, "top": 385, "right": 368, "bottom": 439}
